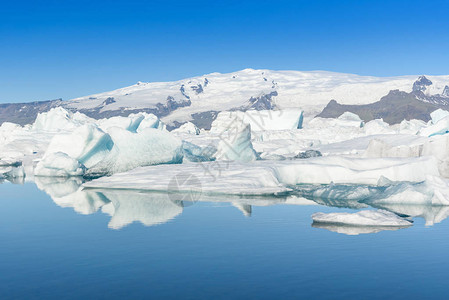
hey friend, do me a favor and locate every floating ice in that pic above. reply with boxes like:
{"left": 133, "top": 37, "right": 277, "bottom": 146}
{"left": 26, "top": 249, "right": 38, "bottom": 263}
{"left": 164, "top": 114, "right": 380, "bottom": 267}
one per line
{"left": 173, "top": 122, "right": 200, "bottom": 135}
{"left": 35, "top": 152, "right": 86, "bottom": 177}
{"left": 86, "top": 127, "right": 183, "bottom": 176}
{"left": 182, "top": 141, "right": 216, "bottom": 162}
{"left": 337, "top": 112, "right": 364, "bottom": 127}
{"left": 215, "top": 123, "right": 258, "bottom": 162}
{"left": 419, "top": 115, "right": 449, "bottom": 137}
{"left": 32, "top": 107, "right": 92, "bottom": 132}
{"left": 84, "top": 156, "right": 439, "bottom": 195}
{"left": 43, "top": 124, "right": 113, "bottom": 168}
{"left": 398, "top": 119, "right": 427, "bottom": 135}
{"left": 83, "top": 161, "right": 290, "bottom": 195}
{"left": 364, "top": 119, "right": 394, "bottom": 135}
{"left": 275, "top": 156, "right": 439, "bottom": 185}
{"left": 369, "top": 175, "right": 449, "bottom": 206}
{"left": 430, "top": 109, "right": 449, "bottom": 124}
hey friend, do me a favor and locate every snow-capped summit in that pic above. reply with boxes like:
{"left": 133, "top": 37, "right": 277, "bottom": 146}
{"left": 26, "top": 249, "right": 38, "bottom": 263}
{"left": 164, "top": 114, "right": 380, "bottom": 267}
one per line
{"left": 61, "top": 69, "right": 449, "bottom": 126}
{"left": 1, "top": 69, "right": 449, "bottom": 127}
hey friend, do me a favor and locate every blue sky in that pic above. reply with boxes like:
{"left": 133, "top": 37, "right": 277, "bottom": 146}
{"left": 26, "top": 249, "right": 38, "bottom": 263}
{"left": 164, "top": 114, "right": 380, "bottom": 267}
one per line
{"left": 1, "top": 0, "right": 448, "bottom": 103}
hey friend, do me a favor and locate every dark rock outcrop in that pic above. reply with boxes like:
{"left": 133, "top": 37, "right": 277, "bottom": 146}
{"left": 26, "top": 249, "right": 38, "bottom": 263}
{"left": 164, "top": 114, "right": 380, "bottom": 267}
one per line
{"left": 317, "top": 90, "right": 443, "bottom": 124}
{"left": 412, "top": 75, "right": 433, "bottom": 92}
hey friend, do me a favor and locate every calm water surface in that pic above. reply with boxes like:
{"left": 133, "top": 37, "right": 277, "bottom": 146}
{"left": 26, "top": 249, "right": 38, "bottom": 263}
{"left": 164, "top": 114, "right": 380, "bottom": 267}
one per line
{"left": 0, "top": 181, "right": 448, "bottom": 299}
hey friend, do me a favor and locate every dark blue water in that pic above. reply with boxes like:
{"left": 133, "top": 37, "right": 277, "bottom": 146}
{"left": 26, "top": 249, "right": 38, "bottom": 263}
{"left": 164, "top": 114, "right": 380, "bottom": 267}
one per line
{"left": 0, "top": 181, "right": 448, "bottom": 299}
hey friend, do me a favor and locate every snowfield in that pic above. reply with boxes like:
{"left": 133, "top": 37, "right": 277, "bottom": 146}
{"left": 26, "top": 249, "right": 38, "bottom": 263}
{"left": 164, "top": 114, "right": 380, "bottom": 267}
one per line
{"left": 2, "top": 71, "right": 449, "bottom": 232}
{"left": 64, "top": 69, "right": 449, "bottom": 124}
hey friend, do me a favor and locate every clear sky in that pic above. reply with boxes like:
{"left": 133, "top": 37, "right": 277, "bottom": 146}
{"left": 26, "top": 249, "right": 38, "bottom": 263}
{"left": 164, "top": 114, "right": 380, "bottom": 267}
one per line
{"left": 1, "top": 0, "right": 448, "bottom": 103}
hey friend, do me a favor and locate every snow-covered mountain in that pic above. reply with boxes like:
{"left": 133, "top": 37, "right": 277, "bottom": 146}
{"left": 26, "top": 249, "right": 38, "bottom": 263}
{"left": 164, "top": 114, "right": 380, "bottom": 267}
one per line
{"left": 1, "top": 69, "right": 449, "bottom": 127}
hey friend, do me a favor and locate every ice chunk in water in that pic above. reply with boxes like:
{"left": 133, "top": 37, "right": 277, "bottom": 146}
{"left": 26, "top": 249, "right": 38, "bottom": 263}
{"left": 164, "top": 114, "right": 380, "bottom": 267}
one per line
{"left": 35, "top": 152, "right": 86, "bottom": 177}
{"left": 215, "top": 123, "right": 258, "bottom": 162}
{"left": 86, "top": 127, "right": 183, "bottom": 176}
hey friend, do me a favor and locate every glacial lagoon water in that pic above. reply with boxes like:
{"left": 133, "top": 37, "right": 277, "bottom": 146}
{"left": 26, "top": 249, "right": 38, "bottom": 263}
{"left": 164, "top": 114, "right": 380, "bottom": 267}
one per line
{"left": 1, "top": 180, "right": 449, "bottom": 299}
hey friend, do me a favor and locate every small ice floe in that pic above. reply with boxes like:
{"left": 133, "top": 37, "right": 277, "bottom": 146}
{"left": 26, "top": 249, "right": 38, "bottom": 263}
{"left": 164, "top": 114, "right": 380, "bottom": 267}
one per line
{"left": 311, "top": 209, "right": 412, "bottom": 235}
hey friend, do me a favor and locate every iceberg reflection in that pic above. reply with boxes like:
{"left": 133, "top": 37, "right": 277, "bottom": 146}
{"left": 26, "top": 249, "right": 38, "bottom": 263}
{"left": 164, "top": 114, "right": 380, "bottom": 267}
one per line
{"left": 311, "top": 223, "right": 411, "bottom": 235}
{"left": 34, "top": 176, "right": 109, "bottom": 215}
{"left": 30, "top": 177, "right": 449, "bottom": 233}
{"left": 369, "top": 203, "right": 449, "bottom": 226}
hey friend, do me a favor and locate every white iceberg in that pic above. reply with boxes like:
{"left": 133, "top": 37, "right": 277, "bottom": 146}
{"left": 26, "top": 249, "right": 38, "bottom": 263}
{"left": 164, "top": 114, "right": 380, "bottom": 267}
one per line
{"left": 42, "top": 124, "right": 113, "bottom": 168}
{"left": 86, "top": 127, "right": 183, "bottom": 176}
{"left": 364, "top": 119, "right": 394, "bottom": 135}
{"left": 337, "top": 112, "right": 364, "bottom": 127}
{"left": 32, "top": 107, "right": 92, "bottom": 132}
{"left": 275, "top": 156, "right": 439, "bottom": 185}
{"left": 136, "top": 113, "right": 165, "bottom": 132}
{"left": 370, "top": 175, "right": 449, "bottom": 206}
{"left": 83, "top": 156, "right": 439, "bottom": 195}
{"left": 419, "top": 115, "right": 449, "bottom": 137}
{"left": 35, "top": 152, "right": 86, "bottom": 177}
{"left": 215, "top": 123, "right": 258, "bottom": 162}
{"left": 172, "top": 122, "right": 200, "bottom": 135}
{"left": 430, "top": 109, "right": 449, "bottom": 124}
{"left": 83, "top": 161, "right": 290, "bottom": 196}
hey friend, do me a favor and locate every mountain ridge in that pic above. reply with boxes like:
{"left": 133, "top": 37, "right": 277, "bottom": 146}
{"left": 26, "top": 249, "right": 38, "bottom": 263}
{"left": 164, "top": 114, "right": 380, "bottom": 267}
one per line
{"left": 0, "top": 69, "right": 448, "bottom": 127}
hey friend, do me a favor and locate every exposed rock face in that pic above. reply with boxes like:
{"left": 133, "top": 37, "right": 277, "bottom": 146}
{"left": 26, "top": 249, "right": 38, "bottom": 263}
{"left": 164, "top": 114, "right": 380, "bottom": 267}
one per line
{"left": 443, "top": 86, "right": 449, "bottom": 97}
{"left": 295, "top": 150, "right": 322, "bottom": 159}
{"left": 413, "top": 75, "right": 433, "bottom": 92}
{"left": 247, "top": 91, "right": 278, "bottom": 110}
{"left": 317, "top": 90, "right": 442, "bottom": 124}
{"left": 318, "top": 76, "right": 449, "bottom": 125}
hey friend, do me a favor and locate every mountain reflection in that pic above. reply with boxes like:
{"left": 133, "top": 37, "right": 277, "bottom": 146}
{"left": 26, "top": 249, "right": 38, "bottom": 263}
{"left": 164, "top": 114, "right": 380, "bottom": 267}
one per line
{"left": 28, "top": 178, "right": 449, "bottom": 233}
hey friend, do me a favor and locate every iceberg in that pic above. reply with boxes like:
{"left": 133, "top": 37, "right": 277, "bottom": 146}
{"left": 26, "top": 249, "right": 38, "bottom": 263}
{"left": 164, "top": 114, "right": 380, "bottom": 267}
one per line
{"left": 215, "top": 123, "right": 258, "bottom": 162}
{"left": 275, "top": 156, "right": 439, "bottom": 185}
{"left": 398, "top": 119, "right": 427, "bottom": 135}
{"left": 364, "top": 119, "right": 394, "bottom": 135}
{"left": 83, "top": 156, "right": 439, "bottom": 195}
{"left": 337, "top": 112, "right": 364, "bottom": 127}
{"left": 42, "top": 124, "right": 113, "bottom": 169}
{"left": 430, "top": 109, "right": 449, "bottom": 124}
{"left": 83, "top": 161, "right": 290, "bottom": 196}
{"left": 136, "top": 113, "right": 166, "bottom": 132}
{"left": 86, "top": 127, "right": 183, "bottom": 176}
{"left": 35, "top": 152, "right": 86, "bottom": 177}
{"left": 182, "top": 141, "right": 216, "bottom": 162}
{"left": 368, "top": 175, "right": 449, "bottom": 206}
{"left": 419, "top": 115, "right": 449, "bottom": 137}
{"left": 32, "top": 107, "right": 91, "bottom": 132}
{"left": 172, "top": 122, "right": 200, "bottom": 135}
